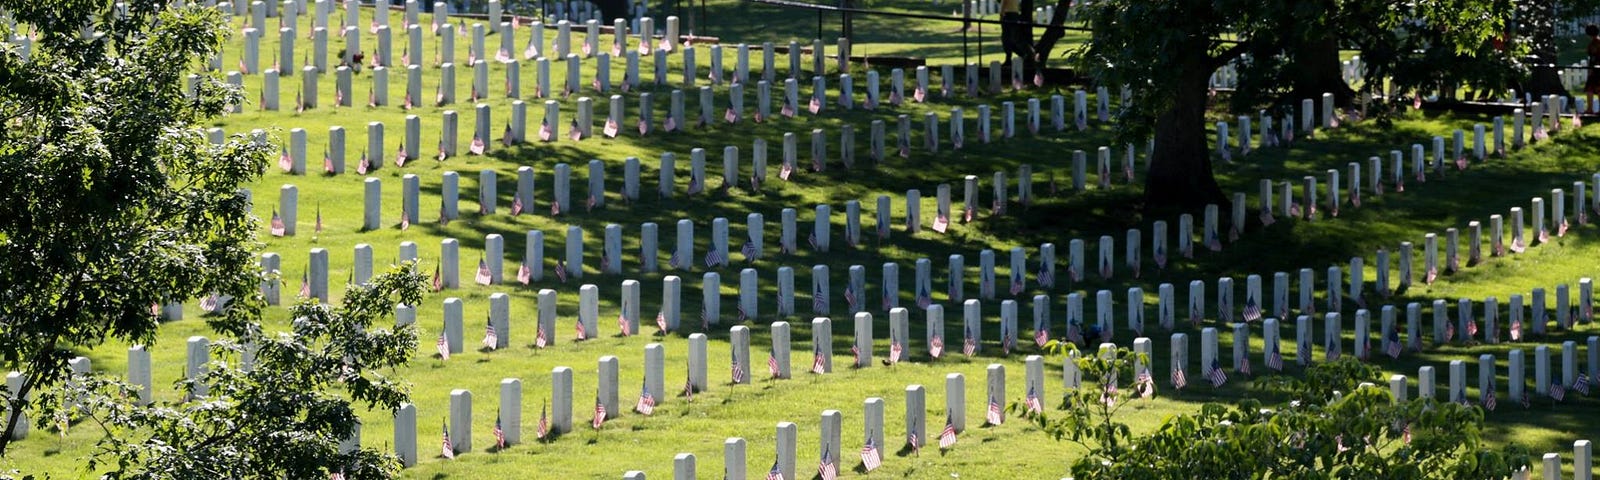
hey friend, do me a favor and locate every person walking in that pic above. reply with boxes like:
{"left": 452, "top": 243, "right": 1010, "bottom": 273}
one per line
{"left": 999, "top": 0, "right": 1033, "bottom": 71}
{"left": 1585, "top": 24, "right": 1600, "bottom": 114}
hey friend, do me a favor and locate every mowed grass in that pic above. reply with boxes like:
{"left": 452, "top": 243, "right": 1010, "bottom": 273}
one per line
{"left": 6, "top": 4, "right": 1600, "bottom": 478}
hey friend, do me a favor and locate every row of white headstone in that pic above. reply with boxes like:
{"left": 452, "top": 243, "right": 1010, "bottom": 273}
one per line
{"left": 392, "top": 330, "right": 1035, "bottom": 474}
{"left": 242, "top": 166, "right": 1600, "bottom": 331}
{"left": 237, "top": 231, "right": 1598, "bottom": 368}
{"left": 372, "top": 310, "right": 1599, "bottom": 473}
{"left": 213, "top": 0, "right": 949, "bottom": 91}
{"left": 214, "top": 33, "right": 1051, "bottom": 123}
{"left": 14, "top": 329, "right": 1594, "bottom": 478}
{"left": 238, "top": 94, "right": 1068, "bottom": 179}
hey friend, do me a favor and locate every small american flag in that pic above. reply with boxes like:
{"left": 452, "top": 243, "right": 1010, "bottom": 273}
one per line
{"left": 436, "top": 331, "right": 450, "bottom": 360}
{"left": 818, "top": 447, "right": 838, "bottom": 480}
{"left": 938, "top": 417, "right": 957, "bottom": 448}
{"left": 930, "top": 335, "right": 944, "bottom": 358}
{"left": 741, "top": 241, "right": 758, "bottom": 261}
{"left": 1010, "top": 270, "right": 1024, "bottom": 296}
{"left": 1135, "top": 371, "right": 1155, "bottom": 399}
{"left": 1267, "top": 344, "right": 1284, "bottom": 371}
{"left": 963, "top": 326, "right": 977, "bottom": 357}
{"left": 860, "top": 435, "right": 882, "bottom": 471}
{"left": 844, "top": 285, "right": 858, "bottom": 311}
{"left": 813, "top": 285, "right": 828, "bottom": 313}
{"left": 657, "top": 311, "right": 669, "bottom": 333}
{"left": 851, "top": 344, "right": 862, "bottom": 367}
{"left": 1444, "top": 322, "right": 1455, "bottom": 343}
{"left": 1238, "top": 356, "right": 1252, "bottom": 376}
{"left": 1171, "top": 367, "right": 1187, "bottom": 389}
{"left": 1467, "top": 317, "right": 1479, "bottom": 337}
{"left": 617, "top": 309, "right": 632, "bottom": 337}
{"left": 279, "top": 146, "right": 293, "bottom": 172}
{"left": 669, "top": 250, "right": 683, "bottom": 269}
{"left": 1325, "top": 339, "right": 1341, "bottom": 362}
{"left": 1387, "top": 331, "right": 1402, "bottom": 359}
{"left": 592, "top": 397, "right": 607, "bottom": 429}
{"left": 907, "top": 424, "right": 921, "bottom": 455}
{"left": 493, "top": 410, "right": 506, "bottom": 449}
{"left": 768, "top": 349, "right": 781, "bottom": 378}
{"left": 1300, "top": 339, "right": 1313, "bottom": 366}
{"left": 767, "top": 460, "right": 785, "bottom": 480}
{"left": 1483, "top": 390, "right": 1497, "bottom": 411}
{"left": 441, "top": 421, "right": 455, "bottom": 459}
{"left": 986, "top": 396, "right": 1003, "bottom": 425}
{"left": 1035, "top": 326, "right": 1049, "bottom": 347}
{"left": 1024, "top": 386, "right": 1043, "bottom": 413}
{"left": 269, "top": 210, "right": 286, "bottom": 236}
{"left": 482, "top": 317, "right": 498, "bottom": 350}
{"left": 916, "top": 286, "right": 932, "bottom": 309}
{"left": 889, "top": 341, "right": 902, "bottom": 364}
{"left": 1551, "top": 383, "right": 1566, "bottom": 402}
{"left": 1242, "top": 296, "right": 1262, "bottom": 322}
{"left": 1511, "top": 318, "right": 1523, "bottom": 341}
{"left": 555, "top": 259, "right": 568, "bottom": 283}
{"left": 536, "top": 405, "right": 549, "bottom": 441}
{"left": 535, "top": 324, "right": 548, "bottom": 348}
{"left": 811, "top": 347, "right": 827, "bottom": 374}
{"left": 575, "top": 317, "right": 588, "bottom": 341}
{"left": 1206, "top": 359, "right": 1227, "bottom": 387}
{"left": 1100, "top": 380, "right": 1118, "bottom": 407}
{"left": 687, "top": 172, "right": 703, "bottom": 194}
{"left": 636, "top": 381, "right": 655, "bottom": 415}
{"left": 199, "top": 293, "right": 220, "bottom": 313}
{"left": 517, "top": 262, "right": 531, "bottom": 285}
{"left": 808, "top": 232, "right": 820, "bottom": 251}
{"left": 475, "top": 258, "right": 493, "bottom": 285}
{"left": 731, "top": 349, "right": 746, "bottom": 383}
{"left": 1575, "top": 374, "right": 1593, "bottom": 396}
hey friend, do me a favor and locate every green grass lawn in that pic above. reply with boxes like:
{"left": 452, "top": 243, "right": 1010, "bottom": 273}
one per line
{"left": 6, "top": 4, "right": 1600, "bottom": 479}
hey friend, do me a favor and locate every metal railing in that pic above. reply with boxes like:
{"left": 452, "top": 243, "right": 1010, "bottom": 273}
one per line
{"left": 741, "top": 0, "right": 1089, "bottom": 67}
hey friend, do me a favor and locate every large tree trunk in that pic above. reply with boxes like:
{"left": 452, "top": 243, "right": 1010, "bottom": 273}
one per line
{"left": 1518, "top": 0, "right": 1570, "bottom": 101}
{"left": 1145, "top": 48, "right": 1229, "bottom": 212}
{"left": 1029, "top": 0, "right": 1072, "bottom": 69}
{"left": 1289, "top": 35, "right": 1355, "bottom": 116}
{"left": 1526, "top": 65, "right": 1569, "bottom": 99}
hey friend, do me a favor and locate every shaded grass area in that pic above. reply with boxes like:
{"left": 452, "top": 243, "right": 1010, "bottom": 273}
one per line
{"left": 7, "top": 5, "right": 1600, "bottom": 479}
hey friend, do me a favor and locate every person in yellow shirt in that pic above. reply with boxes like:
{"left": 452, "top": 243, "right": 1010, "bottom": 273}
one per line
{"left": 1000, "top": 0, "right": 1033, "bottom": 71}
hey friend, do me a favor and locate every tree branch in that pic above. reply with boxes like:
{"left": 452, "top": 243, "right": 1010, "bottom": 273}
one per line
{"left": 1208, "top": 41, "right": 1252, "bottom": 71}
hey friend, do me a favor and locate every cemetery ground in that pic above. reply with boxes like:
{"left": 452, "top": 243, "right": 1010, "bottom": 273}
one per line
{"left": 8, "top": 4, "right": 1600, "bottom": 478}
